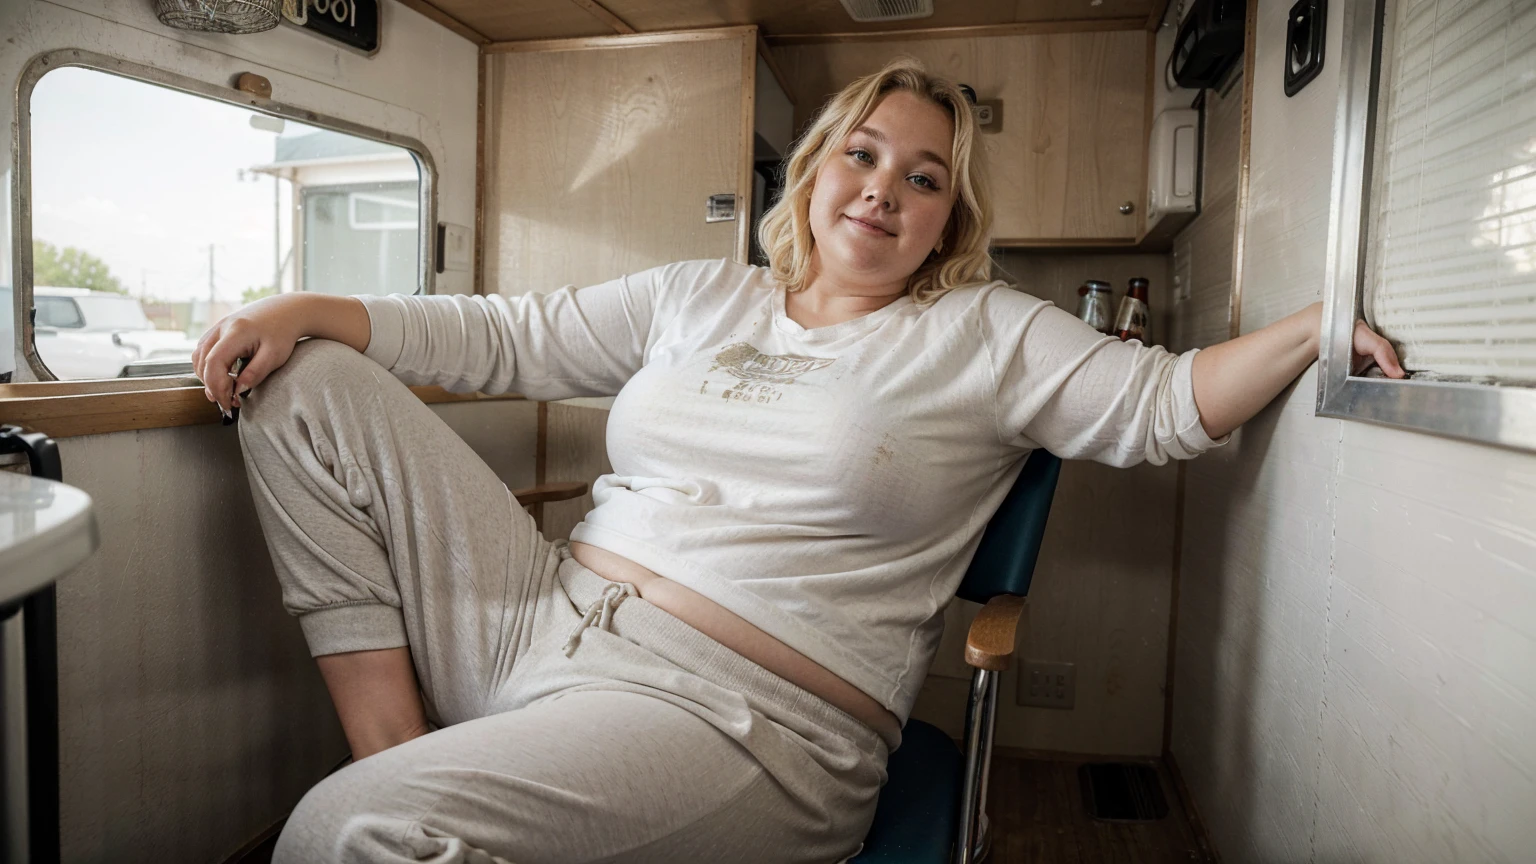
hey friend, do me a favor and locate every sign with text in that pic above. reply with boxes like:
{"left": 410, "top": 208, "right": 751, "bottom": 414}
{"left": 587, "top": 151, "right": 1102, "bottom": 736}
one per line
{"left": 282, "top": 0, "right": 380, "bottom": 55}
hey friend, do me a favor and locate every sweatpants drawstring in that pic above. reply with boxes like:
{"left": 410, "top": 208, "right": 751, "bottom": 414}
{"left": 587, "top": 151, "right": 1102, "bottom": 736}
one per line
{"left": 563, "top": 581, "right": 637, "bottom": 658}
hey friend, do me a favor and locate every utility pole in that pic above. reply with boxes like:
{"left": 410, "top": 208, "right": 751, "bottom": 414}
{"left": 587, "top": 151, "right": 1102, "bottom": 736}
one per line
{"left": 273, "top": 175, "right": 282, "bottom": 294}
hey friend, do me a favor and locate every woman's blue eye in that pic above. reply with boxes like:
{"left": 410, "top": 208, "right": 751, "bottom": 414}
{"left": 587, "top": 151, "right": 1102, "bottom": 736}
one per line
{"left": 910, "top": 174, "right": 938, "bottom": 190}
{"left": 848, "top": 148, "right": 874, "bottom": 163}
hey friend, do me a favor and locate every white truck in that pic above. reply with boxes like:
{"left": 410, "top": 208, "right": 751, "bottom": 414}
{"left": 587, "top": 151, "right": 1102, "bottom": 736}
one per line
{"left": 30, "top": 286, "right": 199, "bottom": 379}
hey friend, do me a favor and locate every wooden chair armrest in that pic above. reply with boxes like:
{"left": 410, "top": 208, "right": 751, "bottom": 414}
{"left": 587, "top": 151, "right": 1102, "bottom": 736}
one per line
{"left": 964, "top": 595, "right": 1026, "bottom": 671}
{"left": 509, "top": 481, "right": 588, "bottom": 506}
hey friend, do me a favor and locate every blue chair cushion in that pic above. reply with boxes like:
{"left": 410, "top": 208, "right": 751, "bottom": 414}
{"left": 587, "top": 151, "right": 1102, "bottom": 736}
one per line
{"left": 852, "top": 719, "right": 963, "bottom": 863}
{"left": 957, "top": 450, "right": 1060, "bottom": 604}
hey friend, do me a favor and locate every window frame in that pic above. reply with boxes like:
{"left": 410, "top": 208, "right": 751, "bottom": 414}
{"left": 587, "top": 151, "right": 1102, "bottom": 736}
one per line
{"left": 1317, "top": 0, "right": 1536, "bottom": 453}
{"left": 11, "top": 48, "right": 439, "bottom": 383}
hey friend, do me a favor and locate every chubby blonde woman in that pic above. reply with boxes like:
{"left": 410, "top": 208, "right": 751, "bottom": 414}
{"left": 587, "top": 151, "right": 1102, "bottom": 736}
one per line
{"left": 194, "top": 59, "right": 1403, "bottom": 863}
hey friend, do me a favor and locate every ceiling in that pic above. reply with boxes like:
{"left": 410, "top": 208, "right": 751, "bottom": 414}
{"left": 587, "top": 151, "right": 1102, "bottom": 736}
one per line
{"left": 414, "top": 0, "right": 1160, "bottom": 44}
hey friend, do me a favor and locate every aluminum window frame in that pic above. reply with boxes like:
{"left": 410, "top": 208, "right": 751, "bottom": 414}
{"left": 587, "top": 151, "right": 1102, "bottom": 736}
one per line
{"left": 1316, "top": 0, "right": 1536, "bottom": 453}
{"left": 11, "top": 48, "right": 438, "bottom": 382}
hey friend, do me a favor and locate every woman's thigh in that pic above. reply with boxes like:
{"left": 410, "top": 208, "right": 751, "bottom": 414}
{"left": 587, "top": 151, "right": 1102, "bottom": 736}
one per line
{"left": 274, "top": 689, "right": 863, "bottom": 864}
{"left": 239, "top": 339, "right": 558, "bottom": 724}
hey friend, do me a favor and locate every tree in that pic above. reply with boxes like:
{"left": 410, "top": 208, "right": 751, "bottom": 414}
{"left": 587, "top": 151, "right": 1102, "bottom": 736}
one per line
{"left": 242, "top": 284, "right": 279, "bottom": 304}
{"left": 32, "top": 240, "right": 125, "bottom": 294}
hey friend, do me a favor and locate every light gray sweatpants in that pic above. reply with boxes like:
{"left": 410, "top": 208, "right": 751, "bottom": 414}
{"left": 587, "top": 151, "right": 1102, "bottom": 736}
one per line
{"left": 237, "top": 339, "right": 890, "bottom": 864}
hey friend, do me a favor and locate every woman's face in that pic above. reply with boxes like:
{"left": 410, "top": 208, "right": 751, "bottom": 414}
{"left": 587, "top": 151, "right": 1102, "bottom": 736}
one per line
{"left": 808, "top": 90, "right": 958, "bottom": 292}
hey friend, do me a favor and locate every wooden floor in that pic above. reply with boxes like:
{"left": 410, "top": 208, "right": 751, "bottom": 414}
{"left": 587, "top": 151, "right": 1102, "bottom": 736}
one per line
{"left": 984, "top": 751, "right": 1212, "bottom": 863}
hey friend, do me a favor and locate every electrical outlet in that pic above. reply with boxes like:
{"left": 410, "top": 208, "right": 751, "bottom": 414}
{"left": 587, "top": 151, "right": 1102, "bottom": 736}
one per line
{"left": 1017, "top": 661, "right": 1075, "bottom": 709}
{"left": 974, "top": 100, "right": 1003, "bottom": 133}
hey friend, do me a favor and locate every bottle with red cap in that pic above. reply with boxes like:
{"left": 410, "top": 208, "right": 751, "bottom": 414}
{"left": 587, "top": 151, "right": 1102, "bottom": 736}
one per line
{"left": 1113, "top": 277, "right": 1151, "bottom": 343}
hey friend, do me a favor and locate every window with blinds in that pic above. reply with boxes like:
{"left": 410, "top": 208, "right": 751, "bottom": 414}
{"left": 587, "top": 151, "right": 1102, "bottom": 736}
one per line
{"left": 1364, "top": 0, "right": 1536, "bottom": 385}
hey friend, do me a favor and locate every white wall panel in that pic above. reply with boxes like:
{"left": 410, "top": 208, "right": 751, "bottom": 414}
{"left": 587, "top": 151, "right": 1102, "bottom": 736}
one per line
{"left": 1235, "top": 0, "right": 1345, "bottom": 333}
{"left": 1169, "top": 0, "right": 1536, "bottom": 860}
{"left": 1170, "top": 372, "right": 1338, "bottom": 863}
{"left": 1314, "top": 421, "right": 1536, "bottom": 862}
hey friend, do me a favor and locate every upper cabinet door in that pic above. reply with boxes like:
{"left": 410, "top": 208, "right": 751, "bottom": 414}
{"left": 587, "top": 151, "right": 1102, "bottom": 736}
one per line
{"left": 1045, "top": 30, "right": 1148, "bottom": 242}
{"left": 483, "top": 31, "right": 754, "bottom": 295}
{"left": 776, "top": 29, "right": 1149, "bottom": 245}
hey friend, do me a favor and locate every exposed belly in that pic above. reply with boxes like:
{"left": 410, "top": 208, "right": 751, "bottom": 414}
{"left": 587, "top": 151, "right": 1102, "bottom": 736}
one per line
{"left": 569, "top": 541, "right": 902, "bottom": 743}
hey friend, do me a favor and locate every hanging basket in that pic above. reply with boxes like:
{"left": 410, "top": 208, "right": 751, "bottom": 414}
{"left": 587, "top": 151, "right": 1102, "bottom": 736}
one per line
{"left": 154, "top": 0, "right": 281, "bottom": 34}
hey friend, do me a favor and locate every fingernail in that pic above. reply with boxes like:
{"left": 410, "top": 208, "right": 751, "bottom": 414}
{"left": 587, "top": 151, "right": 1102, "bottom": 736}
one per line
{"left": 204, "top": 388, "right": 213, "bottom": 401}
{"left": 228, "top": 371, "right": 240, "bottom": 379}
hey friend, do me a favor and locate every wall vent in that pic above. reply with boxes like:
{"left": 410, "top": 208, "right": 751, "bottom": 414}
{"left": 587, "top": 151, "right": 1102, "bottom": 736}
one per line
{"left": 838, "top": 0, "right": 934, "bottom": 23}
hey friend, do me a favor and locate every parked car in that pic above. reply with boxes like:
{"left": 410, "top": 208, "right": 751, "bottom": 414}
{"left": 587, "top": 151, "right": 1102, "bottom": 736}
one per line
{"left": 31, "top": 286, "right": 199, "bottom": 379}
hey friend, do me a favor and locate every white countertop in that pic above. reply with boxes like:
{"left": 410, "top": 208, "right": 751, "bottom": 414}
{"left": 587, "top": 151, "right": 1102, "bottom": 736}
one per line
{"left": 0, "top": 470, "right": 98, "bottom": 605}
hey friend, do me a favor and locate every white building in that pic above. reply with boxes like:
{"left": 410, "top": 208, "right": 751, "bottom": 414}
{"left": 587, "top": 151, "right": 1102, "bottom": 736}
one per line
{"left": 250, "top": 128, "right": 421, "bottom": 297}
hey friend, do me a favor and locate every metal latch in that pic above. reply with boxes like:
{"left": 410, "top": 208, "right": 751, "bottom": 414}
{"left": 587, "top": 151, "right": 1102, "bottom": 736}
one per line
{"left": 706, "top": 194, "right": 738, "bottom": 223}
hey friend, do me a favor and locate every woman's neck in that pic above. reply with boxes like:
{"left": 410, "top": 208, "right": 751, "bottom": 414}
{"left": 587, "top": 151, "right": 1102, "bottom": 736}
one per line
{"left": 788, "top": 262, "right": 908, "bottom": 329}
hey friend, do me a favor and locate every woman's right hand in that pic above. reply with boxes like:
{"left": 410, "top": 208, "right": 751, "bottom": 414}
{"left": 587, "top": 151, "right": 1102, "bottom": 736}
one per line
{"left": 193, "top": 294, "right": 305, "bottom": 416}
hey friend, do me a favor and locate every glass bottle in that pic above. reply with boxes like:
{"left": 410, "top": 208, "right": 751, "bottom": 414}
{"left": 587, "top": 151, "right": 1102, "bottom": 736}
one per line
{"left": 1074, "top": 280, "right": 1114, "bottom": 334}
{"left": 1113, "top": 277, "right": 1151, "bottom": 343}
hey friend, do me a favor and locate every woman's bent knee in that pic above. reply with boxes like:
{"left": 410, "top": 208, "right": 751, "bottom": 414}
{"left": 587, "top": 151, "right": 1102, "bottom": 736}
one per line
{"left": 237, "top": 339, "right": 405, "bottom": 475}
{"left": 273, "top": 766, "right": 414, "bottom": 864}
{"left": 241, "top": 339, "right": 386, "bottom": 429}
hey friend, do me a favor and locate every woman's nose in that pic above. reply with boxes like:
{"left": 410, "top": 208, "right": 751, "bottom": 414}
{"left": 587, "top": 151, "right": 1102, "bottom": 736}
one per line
{"left": 863, "top": 179, "right": 895, "bottom": 209}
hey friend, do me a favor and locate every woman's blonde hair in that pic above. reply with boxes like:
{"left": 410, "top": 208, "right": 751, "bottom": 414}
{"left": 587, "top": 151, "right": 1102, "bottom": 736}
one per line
{"left": 757, "top": 58, "right": 994, "bottom": 306}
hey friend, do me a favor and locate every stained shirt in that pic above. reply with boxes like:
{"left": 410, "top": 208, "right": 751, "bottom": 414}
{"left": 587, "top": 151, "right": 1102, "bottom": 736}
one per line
{"left": 357, "top": 258, "right": 1224, "bottom": 722}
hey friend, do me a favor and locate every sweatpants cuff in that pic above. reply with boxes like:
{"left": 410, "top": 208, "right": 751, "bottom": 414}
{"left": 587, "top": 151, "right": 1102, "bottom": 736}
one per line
{"left": 299, "top": 602, "right": 410, "bottom": 657}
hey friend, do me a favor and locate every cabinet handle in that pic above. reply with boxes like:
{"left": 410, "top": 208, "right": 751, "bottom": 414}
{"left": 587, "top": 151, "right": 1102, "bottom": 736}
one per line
{"left": 1119, "top": 201, "right": 1135, "bottom": 215}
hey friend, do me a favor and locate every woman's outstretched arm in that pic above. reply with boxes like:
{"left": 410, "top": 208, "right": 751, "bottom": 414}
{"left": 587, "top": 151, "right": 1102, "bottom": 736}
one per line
{"left": 1190, "top": 301, "right": 1405, "bottom": 440}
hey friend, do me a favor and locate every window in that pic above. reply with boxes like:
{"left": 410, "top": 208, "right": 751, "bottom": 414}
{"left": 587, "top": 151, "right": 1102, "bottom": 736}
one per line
{"left": 305, "top": 183, "right": 420, "bottom": 295}
{"left": 14, "top": 52, "right": 434, "bottom": 382}
{"left": 35, "top": 296, "right": 85, "bottom": 330}
{"left": 1317, "top": 0, "right": 1536, "bottom": 451}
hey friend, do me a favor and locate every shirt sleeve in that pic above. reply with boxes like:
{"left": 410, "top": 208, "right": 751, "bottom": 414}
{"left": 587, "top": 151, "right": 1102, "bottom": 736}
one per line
{"left": 354, "top": 262, "right": 684, "bottom": 400}
{"left": 984, "top": 286, "right": 1228, "bottom": 467}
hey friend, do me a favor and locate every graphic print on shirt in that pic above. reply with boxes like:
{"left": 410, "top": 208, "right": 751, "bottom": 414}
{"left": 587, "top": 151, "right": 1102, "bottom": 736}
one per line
{"left": 701, "top": 342, "right": 836, "bottom": 405}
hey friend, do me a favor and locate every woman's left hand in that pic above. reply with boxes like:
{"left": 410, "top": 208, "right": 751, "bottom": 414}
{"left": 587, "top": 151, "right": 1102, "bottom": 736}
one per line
{"left": 1352, "top": 320, "right": 1407, "bottom": 378}
{"left": 1191, "top": 303, "right": 1408, "bottom": 439}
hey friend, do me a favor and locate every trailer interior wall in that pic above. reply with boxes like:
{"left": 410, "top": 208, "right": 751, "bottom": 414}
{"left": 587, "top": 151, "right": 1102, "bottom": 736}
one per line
{"left": 0, "top": 2, "right": 521, "bottom": 860}
{"left": 910, "top": 250, "right": 1181, "bottom": 758}
{"left": 1167, "top": 0, "right": 1536, "bottom": 859}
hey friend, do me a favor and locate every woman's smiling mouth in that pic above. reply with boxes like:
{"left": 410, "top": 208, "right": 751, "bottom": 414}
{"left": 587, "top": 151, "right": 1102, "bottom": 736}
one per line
{"left": 844, "top": 214, "right": 896, "bottom": 237}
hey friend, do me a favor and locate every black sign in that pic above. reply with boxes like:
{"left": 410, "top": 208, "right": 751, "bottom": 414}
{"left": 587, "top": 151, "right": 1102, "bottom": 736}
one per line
{"left": 284, "top": 0, "right": 380, "bottom": 55}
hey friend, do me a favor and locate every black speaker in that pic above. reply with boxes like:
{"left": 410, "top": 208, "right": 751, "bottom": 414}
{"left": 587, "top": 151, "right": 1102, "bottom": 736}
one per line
{"left": 1170, "top": 0, "right": 1248, "bottom": 89}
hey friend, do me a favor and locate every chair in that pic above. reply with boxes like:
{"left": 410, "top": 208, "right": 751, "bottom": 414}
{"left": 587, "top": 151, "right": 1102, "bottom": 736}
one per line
{"left": 854, "top": 450, "right": 1062, "bottom": 864}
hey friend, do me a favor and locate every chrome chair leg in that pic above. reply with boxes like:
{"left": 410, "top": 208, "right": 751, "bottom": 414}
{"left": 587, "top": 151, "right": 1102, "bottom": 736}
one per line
{"left": 954, "top": 668, "right": 999, "bottom": 864}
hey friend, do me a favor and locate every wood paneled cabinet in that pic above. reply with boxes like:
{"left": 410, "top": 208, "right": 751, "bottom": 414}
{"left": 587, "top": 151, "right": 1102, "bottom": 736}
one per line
{"left": 481, "top": 27, "right": 796, "bottom": 540}
{"left": 482, "top": 27, "right": 768, "bottom": 296}
{"left": 776, "top": 29, "right": 1150, "bottom": 245}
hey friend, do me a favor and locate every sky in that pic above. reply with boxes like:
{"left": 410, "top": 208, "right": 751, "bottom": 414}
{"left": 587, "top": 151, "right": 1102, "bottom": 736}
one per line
{"left": 30, "top": 66, "right": 314, "bottom": 304}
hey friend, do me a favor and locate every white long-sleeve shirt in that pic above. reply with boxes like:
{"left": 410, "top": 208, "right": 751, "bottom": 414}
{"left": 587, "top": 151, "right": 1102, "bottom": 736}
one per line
{"left": 357, "top": 259, "right": 1223, "bottom": 722}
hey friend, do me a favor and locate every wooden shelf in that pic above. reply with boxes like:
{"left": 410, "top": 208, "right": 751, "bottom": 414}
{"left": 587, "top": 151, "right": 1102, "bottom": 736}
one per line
{"left": 0, "top": 382, "right": 523, "bottom": 439}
